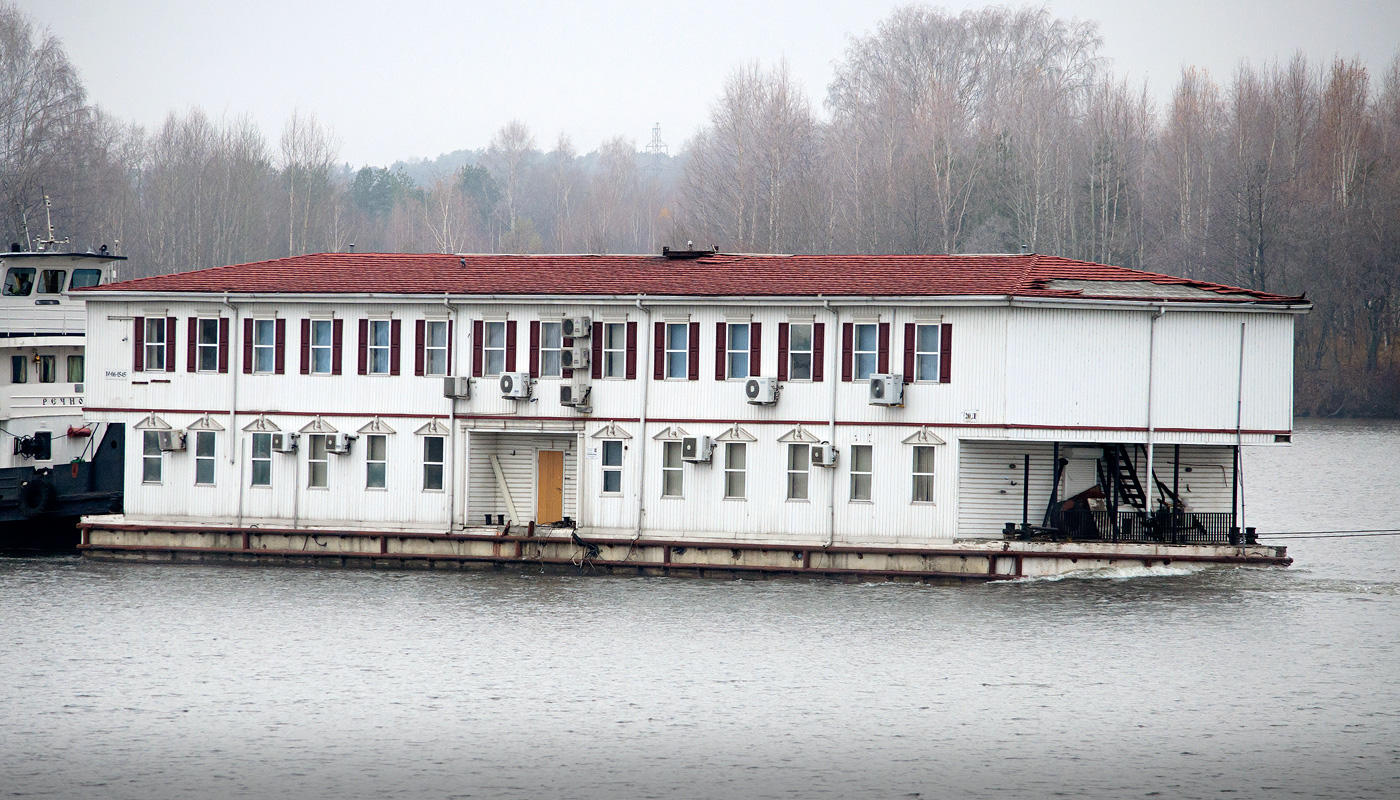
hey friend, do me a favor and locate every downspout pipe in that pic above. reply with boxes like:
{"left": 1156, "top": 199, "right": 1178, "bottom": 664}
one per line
{"left": 1145, "top": 304, "right": 1164, "bottom": 508}
{"left": 1235, "top": 321, "right": 1246, "bottom": 531}
{"left": 446, "top": 293, "right": 458, "bottom": 532}
{"left": 223, "top": 292, "right": 244, "bottom": 528}
{"left": 823, "top": 299, "right": 839, "bottom": 547}
{"left": 633, "top": 297, "right": 652, "bottom": 540}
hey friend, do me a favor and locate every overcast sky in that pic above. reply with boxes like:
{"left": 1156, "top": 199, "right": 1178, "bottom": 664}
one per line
{"left": 21, "top": 0, "right": 1400, "bottom": 167}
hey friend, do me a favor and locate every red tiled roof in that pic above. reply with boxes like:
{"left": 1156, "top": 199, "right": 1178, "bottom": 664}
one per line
{"left": 84, "top": 252, "right": 1305, "bottom": 304}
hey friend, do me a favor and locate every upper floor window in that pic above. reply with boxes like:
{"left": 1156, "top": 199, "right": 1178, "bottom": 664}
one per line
{"left": 197, "top": 319, "right": 221, "bottom": 372}
{"left": 664, "top": 323, "right": 688, "bottom": 379}
{"left": 251, "top": 433, "right": 272, "bottom": 486}
{"left": 914, "top": 324, "right": 941, "bottom": 382}
{"left": 912, "top": 446, "right": 936, "bottom": 503}
{"left": 69, "top": 269, "right": 101, "bottom": 289}
{"left": 601, "top": 440, "right": 623, "bottom": 493}
{"left": 724, "top": 442, "right": 747, "bottom": 499}
{"left": 194, "top": 431, "right": 216, "bottom": 485}
{"left": 853, "top": 323, "right": 878, "bottom": 380}
{"left": 3, "top": 267, "right": 34, "bottom": 296}
{"left": 661, "top": 441, "right": 683, "bottom": 497}
{"left": 37, "top": 270, "right": 65, "bottom": 294}
{"left": 307, "top": 434, "right": 329, "bottom": 488}
{"left": 422, "top": 436, "right": 445, "bottom": 491}
{"left": 142, "top": 431, "right": 162, "bottom": 483}
{"left": 252, "top": 319, "right": 276, "bottom": 373}
{"left": 850, "top": 444, "right": 873, "bottom": 501}
{"left": 310, "top": 319, "right": 334, "bottom": 374}
{"left": 788, "top": 323, "right": 813, "bottom": 381}
{"left": 366, "top": 434, "right": 387, "bottom": 489}
{"left": 539, "top": 321, "right": 563, "bottom": 377}
{"left": 786, "top": 443, "right": 810, "bottom": 500}
{"left": 483, "top": 321, "right": 506, "bottom": 376}
{"left": 368, "top": 320, "right": 391, "bottom": 375}
{"left": 602, "top": 323, "right": 626, "bottom": 378}
{"left": 424, "top": 320, "right": 449, "bottom": 376}
{"left": 726, "top": 323, "right": 750, "bottom": 380}
{"left": 145, "top": 317, "right": 168, "bottom": 371}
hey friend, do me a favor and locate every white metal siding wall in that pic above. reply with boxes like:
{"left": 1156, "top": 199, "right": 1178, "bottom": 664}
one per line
{"left": 957, "top": 441, "right": 1062, "bottom": 538}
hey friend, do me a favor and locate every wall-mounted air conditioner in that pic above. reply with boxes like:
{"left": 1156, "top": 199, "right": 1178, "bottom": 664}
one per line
{"left": 499, "top": 371, "right": 532, "bottom": 399}
{"left": 562, "top": 316, "right": 592, "bottom": 338}
{"left": 868, "top": 373, "right": 904, "bottom": 406}
{"left": 443, "top": 376, "right": 471, "bottom": 399}
{"left": 560, "top": 382, "right": 591, "bottom": 407}
{"left": 811, "top": 444, "right": 838, "bottom": 467}
{"left": 561, "top": 346, "right": 590, "bottom": 371}
{"left": 681, "top": 435, "right": 713, "bottom": 462}
{"left": 327, "top": 432, "right": 356, "bottom": 455}
{"left": 745, "top": 376, "right": 779, "bottom": 405}
{"left": 271, "top": 432, "right": 299, "bottom": 453}
{"left": 157, "top": 430, "right": 186, "bottom": 452}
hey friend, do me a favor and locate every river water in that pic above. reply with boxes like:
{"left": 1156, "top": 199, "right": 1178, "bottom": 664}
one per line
{"left": 2, "top": 419, "right": 1397, "bottom": 799}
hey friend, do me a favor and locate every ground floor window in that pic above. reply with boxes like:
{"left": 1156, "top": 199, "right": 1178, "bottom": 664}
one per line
{"left": 142, "top": 431, "right": 161, "bottom": 483}
{"left": 194, "top": 431, "right": 216, "bottom": 485}
{"left": 422, "top": 436, "right": 445, "bottom": 490}
{"left": 366, "top": 434, "right": 387, "bottom": 489}
{"left": 601, "top": 440, "right": 623, "bottom": 493}
{"left": 787, "top": 443, "right": 810, "bottom": 500}
{"left": 724, "top": 442, "right": 746, "bottom": 499}
{"left": 251, "top": 433, "right": 272, "bottom": 486}
{"left": 307, "top": 434, "right": 329, "bottom": 488}
{"left": 661, "top": 441, "right": 683, "bottom": 497}
{"left": 912, "top": 445, "right": 936, "bottom": 502}
{"left": 850, "top": 444, "right": 873, "bottom": 501}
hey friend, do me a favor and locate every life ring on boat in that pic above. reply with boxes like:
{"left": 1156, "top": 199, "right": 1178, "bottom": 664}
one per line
{"left": 17, "top": 478, "right": 56, "bottom": 517}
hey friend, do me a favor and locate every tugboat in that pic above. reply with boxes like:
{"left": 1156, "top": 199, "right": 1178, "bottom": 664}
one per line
{"left": 0, "top": 204, "right": 125, "bottom": 549}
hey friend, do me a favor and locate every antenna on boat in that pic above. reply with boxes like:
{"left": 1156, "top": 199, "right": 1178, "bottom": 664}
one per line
{"left": 14, "top": 200, "right": 31, "bottom": 251}
{"left": 37, "top": 193, "right": 67, "bottom": 252}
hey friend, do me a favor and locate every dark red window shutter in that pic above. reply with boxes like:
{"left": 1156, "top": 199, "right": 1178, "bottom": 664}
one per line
{"left": 186, "top": 317, "right": 197, "bottom": 372}
{"left": 218, "top": 317, "right": 230, "bottom": 373}
{"left": 331, "top": 319, "right": 343, "bottom": 375}
{"left": 528, "top": 320, "right": 540, "bottom": 378}
{"left": 749, "top": 321, "right": 761, "bottom": 378}
{"left": 504, "top": 320, "right": 517, "bottom": 372}
{"left": 940, "top": 323, "right": 952, "bottom": 384}
{"left": 877, "top": 322, "right": 890, "bottom": 374}
{"left": 166, "top": 317, "right": 178, "bottom": 372}
{"left": 841, "top": 322, "right": 853, "bottom": 382}
{"left": 903, "top": 323, "right": 915, "bottom": 383}
{"left": 300, "top": 318, "right": 311, "bottom": 375}
{"left": 415, "top": 319, "right": 427, "bottom": 377}
{"left": 357, "top": 319, "right": 368, "bottom": 375}
{"left": 389, "top": 319, "right": 402, "bottom": 376}
{"left": 625, "top": 321, "right": 638, "bottom": 380}
{"left": 471, "top": 320, "right": 483, "bottom": 377}
{"left": 652, "top": 321, "right": 664, "bottom": 380}
{"left": 776, "top": 323, "right": 789, "bottom": 381}
{"left": 591, "top": 322, "right": 603, "bottom": 379}
{"left": 242, "top": 318, "right": 254, "bottom": 375}
{"left": 715, "top": 322, "right": 727, "bottom": 380}
{"left": 812, "top": 322, "right": 825, "bottom": 382}
{"left": 274, "top": 318, "right": 286, "bottom": 374}
{"left": 687, "top": 321, "right": 699, "bottom": 381}
{"left": 133, "top": 317, "right": 144, "bottom": 372}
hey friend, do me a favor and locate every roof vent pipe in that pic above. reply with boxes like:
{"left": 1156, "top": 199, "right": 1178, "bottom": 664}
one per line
{"left": 348, "top": 243, "right": 355, "bottom": 253}
{"left": 1019, "top": 244, "right": 1030, "bottom": 255}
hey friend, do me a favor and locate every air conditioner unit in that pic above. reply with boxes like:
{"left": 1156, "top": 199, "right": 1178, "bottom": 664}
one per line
{"left": 157, "top": 430, "right": 186, "bottom": 452}
{"left": 681, "top": 435, "right": 713, "bottom": 462}
{"left": 271, "top": 432, "right": 299, "bottom": 453}
{"left": 811, "top": 444, "right": 838, "bottom": 467}
{"left": 326, "top": 432, "right": 356, "bottom": 455}
{"left": 499, "top": 371, "right": 532, "bottom": 399}
{"left": 744, "top": 376, "right": 779, "bottom": 405}
{"left": 562, "top": 316, "right": 592, "bottom": 338}
{"left": 868, "top": 373, "right": 905, "bottom": 406}
{"left": 561, "top": 346, "right": 590, "bottom": 371}
{"left": 443, "top": 375, "right": 471, "bottom": 399}
{"left": 560, "top": 382, "right": 592, "bottom": 407}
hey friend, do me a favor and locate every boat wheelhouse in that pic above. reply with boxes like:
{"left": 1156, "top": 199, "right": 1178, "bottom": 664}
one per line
{"left": 75, "top": 249, "right": 1307, "bottom": 579}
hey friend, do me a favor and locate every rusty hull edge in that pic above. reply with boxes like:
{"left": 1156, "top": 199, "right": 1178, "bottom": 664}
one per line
{"left": 77, "top": 522, "right": 1291, "bottom": 580}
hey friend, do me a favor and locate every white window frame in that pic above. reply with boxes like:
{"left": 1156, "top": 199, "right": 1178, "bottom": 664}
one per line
{"left": 788, "top": 322, "right": 813, "bottom": 381}
{"left": 539, "top": 321, "right": 563, "bottom": 377}
{"left": 664, "top": 322, "right": 688, "bottom": 379}
{"left": 310, "top": 319, "right": 333, "bottom": 375}
{"left": 197, "top": 318, "right": 220, "bottom": 372}
{"left": 661, "top": 440, "right": 683, "bottom": 497}
{"left": 253, "top": 318, "right": 276, "bottom": 374}
{"left": 194, "top": 431, "right": 216, "bottom": 486}
{"left": 368, "top": 319, "right": 391, "bottom": 375}
{"left": 724, "top": 442, "right": 747, "bottom": 500}
{"left": 601, "top": 440, "right": 623, "bottom": 494}
{"left": 483, "top": 320, "right": 507, "bottom": 376}
{"left": 144, "top": 317, "right": 167, "bottom": 371}
{"left": 725, "top": 322, "right": 750, "bottom": 380}
{"left": 251, "top": 433, "right": 272, "bottom": 487}
{"left": 602, "top": 322, "right": 626, "bottom": 378}
{"left": 786, "top": 443, "right": 810, "bottom": 501}
{"left": 141, "top": 430, "right": 162, "bottom": 484}
{"left": 424, "top": 320, "right": 449, "bottom": 376}
{"left": 307, "top": 434, "right": 329, "bottom": 488}
{"left": 914, "top": 323, "right": 941, "bottom": 382}
{"left": 853, "top": 323, "right": 878, "bottom": 381}
{"left": 365, "top": 434, "right": 387, "bottom": 489}
{"left": 850, "top": 444, "right": 873, "bottom": 502}
{"left": 912, "top": 445, "right": 936, "bottom": 503}
{"left": 422, "top": 436, "right": 445, "bottom": 491}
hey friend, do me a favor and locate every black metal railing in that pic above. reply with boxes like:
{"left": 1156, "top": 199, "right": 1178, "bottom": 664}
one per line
{"left": 1045, "top": 508, "right": 1238, "bottom": 545}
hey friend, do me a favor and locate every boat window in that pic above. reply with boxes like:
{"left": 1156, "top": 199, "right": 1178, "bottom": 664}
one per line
{"left": 10, "top": 355, "right": 26, "bottom": 383}
{"left": 69, "top": 269, "right": 101, "bottom": 289}
{"left": 38, "top": 355, "right": 56, "bottom": 383}
{"left": 3, "top": 267, "right": 35, "bottom": 296}
{"left": 67, "top": 355, "right": 84, "bottom": 383}
{"left": 37, "top": 270, "right": 66, "bottom": 293}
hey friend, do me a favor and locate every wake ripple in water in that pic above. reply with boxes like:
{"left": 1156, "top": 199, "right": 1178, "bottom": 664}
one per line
{"left": 1014, "top": 561, "right": 1214, "bottom": 582}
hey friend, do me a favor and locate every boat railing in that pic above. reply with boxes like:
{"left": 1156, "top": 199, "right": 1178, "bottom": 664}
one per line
{"left": 1043, "top": 508, "right": 1240, "bottom": 546}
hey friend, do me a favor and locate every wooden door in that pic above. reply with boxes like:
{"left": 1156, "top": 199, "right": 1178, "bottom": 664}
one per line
{"left": 537, "top": 450, "right": 564, "bottom": 524}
